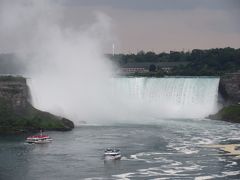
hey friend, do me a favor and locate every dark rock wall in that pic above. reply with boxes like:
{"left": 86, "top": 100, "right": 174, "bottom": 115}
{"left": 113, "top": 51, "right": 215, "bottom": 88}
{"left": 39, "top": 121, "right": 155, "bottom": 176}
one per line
{"left": 219, "top": 71, "right": 240, "bottom": 104}
{"left": 0, "top": 76, "right": 29, "bottom": 111}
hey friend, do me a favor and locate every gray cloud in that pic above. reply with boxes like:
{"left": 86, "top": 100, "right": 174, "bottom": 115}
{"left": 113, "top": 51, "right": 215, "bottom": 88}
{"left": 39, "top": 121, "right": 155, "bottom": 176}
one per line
{"left": 58, "top": 0, "right": 240, "bottom": 11}
{"left": 1, "top": 0, "right": 239, "bottom": 53}
{"left": 55, "top": 1, "right": 240, "bottom": 53}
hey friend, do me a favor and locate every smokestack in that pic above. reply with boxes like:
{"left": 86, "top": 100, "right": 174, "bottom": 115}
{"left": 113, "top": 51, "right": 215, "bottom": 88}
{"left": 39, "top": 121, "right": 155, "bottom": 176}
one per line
{"left": 112, "top": 43, "right": 115, "bottom": 56}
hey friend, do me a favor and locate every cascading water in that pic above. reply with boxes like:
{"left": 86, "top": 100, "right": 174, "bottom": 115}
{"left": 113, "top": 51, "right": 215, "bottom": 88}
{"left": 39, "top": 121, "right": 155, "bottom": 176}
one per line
{"left": 29, "top": 77, "right": 220, "bottom": 124}
{"left": 109, "top": 77, "right": 220, "bottom": 121}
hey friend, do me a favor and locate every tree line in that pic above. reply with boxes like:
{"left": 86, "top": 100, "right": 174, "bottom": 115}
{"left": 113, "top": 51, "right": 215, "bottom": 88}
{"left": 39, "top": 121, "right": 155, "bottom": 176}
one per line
{"left": 108, "top": 47, "right": 240, "bottom": 76}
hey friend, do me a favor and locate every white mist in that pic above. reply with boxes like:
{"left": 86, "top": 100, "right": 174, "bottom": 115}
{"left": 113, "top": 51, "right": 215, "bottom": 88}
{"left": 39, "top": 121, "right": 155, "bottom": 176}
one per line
{"left": 0, "top": 1, "right": 220, "bottom": 125}
{"left": 0, "top": 0, "right": 117, "bottom": 124}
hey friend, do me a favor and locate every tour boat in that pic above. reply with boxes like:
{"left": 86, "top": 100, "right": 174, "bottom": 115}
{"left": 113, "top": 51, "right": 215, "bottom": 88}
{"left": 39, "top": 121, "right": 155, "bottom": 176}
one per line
{"left": 104, "top": 148, "right": 121, "bottom": 160}
{"left": 26, "top": 131, "right": 52, "bottom": 144}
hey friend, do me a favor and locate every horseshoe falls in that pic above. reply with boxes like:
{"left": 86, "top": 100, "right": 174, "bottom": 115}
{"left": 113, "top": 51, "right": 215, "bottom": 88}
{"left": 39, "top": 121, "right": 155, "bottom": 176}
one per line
{"left": 110, "top": 77, "right": 220, "bottom": 121}
{"left": 29, "top": 77, "right": 220, "bottom": 124}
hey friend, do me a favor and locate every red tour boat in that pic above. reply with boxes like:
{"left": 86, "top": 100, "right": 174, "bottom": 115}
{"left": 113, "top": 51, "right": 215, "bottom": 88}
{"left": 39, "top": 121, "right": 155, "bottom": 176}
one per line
{"left": 26, "top": 130, "right": 52, "bottom": 144}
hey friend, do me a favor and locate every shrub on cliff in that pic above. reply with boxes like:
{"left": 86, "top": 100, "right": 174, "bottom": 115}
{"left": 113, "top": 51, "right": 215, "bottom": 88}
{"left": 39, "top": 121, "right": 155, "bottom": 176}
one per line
{"left": 0, "top": 97, "right": 74, "bottom": 133}
{"left": 208, "top": 105, "right": 240, "bottom": 123}
{"left": 0, "top": 76, "right": 74, "bottom": 134}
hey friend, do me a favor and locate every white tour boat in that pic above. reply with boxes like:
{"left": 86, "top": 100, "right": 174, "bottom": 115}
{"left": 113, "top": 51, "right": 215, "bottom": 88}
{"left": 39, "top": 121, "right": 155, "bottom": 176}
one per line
{"left": 104, "top": 148, "right": 121, "bottom": 160}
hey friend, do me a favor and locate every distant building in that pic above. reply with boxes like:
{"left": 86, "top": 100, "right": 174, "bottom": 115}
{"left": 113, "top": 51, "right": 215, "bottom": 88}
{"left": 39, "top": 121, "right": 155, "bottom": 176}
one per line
{"left": 156, "top": 62, "right": 189, "bottom": 73}
{"left": 121, "top": 63, "right": 149, "bottom": 73}
{"left": 120, "top": 62, "right": 189, "bottom": 74}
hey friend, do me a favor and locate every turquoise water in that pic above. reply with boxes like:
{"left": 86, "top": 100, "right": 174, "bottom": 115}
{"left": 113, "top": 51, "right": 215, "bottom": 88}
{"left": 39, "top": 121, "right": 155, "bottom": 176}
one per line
{"left": 1, "top": 119, "right": 240, "bottom": 180}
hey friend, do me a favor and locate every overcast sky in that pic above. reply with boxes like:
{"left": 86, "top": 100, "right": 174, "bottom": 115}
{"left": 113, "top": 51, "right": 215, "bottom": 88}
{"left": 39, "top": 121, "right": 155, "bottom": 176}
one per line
{"left": 54, "top": 0, "right": 240, "bottom": 53}
{"left": 2, "top": 0, "right": 240, "bottom": 53}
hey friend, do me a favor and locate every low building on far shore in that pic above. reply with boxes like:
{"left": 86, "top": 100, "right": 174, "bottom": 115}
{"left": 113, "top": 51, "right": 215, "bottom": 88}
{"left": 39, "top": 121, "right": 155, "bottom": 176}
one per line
{"left": 121, "top": 63, "right": 149, "bottom": 74}
{"left": 120, "top": 62, "right": 189, "bottom": 74}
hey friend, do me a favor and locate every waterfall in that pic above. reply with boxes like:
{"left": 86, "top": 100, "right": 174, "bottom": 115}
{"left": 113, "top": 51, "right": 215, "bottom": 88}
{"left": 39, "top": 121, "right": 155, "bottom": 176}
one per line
{"left": 29, "top": 77, "right": 220, "bottom": 124}
{"left": 110, "top": 77, "right": 220, "bottom": 120}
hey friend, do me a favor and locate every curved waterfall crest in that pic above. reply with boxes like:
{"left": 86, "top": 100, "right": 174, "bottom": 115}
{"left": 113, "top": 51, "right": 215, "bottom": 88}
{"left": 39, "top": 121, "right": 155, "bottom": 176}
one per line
{"left": 111, "top": 77, "right": 220, "bottom": 120}
{"left": 29, "top": 77, "right": 220, "bottom": 124}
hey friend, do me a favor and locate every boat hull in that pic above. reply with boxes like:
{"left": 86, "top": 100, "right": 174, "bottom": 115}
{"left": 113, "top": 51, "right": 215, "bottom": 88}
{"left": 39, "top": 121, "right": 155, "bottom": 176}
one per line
{"left": 104, "top": 148, "right": 121, "bottom": 160}
{"left": 104, "top": 154, "right": 121, "bottom": 160}
{"left": 26, "top": 139, "right": 52, "bottom": 144}
{"left": 26, "top": 134, "right": 53, "bottom": 144}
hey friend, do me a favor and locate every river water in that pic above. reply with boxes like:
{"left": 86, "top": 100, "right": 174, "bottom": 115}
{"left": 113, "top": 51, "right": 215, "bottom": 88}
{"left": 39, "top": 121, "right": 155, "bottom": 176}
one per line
{"left": 1, "top": 77, "right": 240, "bottom": 179}
{"left": 1, "top": 119, "right": 240, "bottom": 180}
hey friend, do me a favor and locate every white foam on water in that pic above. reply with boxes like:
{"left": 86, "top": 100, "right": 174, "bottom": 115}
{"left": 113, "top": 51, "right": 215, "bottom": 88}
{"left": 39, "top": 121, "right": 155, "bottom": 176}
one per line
{"left": 172, "top": 146, "right": 199, "bottom": 154}
{"left": 217, "top": 157, "right": 227, "bottom": 162}
{"left": 113, "top": 162, "right": 204, "bottom": 179}
{"left": 112, "top": 172, "right": 134, "bottom": 180}
{"left": 191, "top": 137, "right": 215, "bottom": 145}
{"left": 195, "top": 170, "right": 240, "bottom": 180}
{"left": 225, "top": 161, "right": 237, "bottom": 167}
{"left": 222, "top": 170, "right": 240, "bottom": 176}
{"left": 84, "top": 178, "right": 107, "bottom": 180}
{"left": 195, "top": 176, "right": 214, "bottom": 180}
{"left": 167, "top": 139, "right": 200, "bottom": 155}
{"left": 120, "top": 150, "right": 206, "bottom": 179}
{"left": 129, "top": 152, "right": 175, "bottom": 164}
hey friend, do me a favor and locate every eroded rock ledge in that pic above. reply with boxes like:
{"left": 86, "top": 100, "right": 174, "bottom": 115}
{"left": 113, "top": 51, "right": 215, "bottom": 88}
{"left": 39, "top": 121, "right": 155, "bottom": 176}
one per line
{"left": 219, "top": 71, "right": 240, "bottom": 104}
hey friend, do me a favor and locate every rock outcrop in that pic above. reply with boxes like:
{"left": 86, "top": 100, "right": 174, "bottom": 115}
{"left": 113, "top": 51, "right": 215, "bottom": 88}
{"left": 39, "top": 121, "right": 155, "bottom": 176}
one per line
{"left": 0, "top": 76, "right": 30, "bottom": 112}
{"left": 208, "top": 104, "right": 240, "bottom": 123}
{"left": 209, "top": 71, "right": 240, "bottom": 123}
{"left": 0, "top": 76, "right": 74, "bottom": 134}
{"left": 219, "top": 71, "right": 240, "bottom": 104}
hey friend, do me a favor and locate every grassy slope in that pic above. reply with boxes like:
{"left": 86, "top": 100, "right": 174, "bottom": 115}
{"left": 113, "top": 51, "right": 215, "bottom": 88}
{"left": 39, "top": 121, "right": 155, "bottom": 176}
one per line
{"left": 0, "top": 98, "right": 74, "bottom": 134}
{"left": 209, "top": 105, "right": 240, "bottom": 123}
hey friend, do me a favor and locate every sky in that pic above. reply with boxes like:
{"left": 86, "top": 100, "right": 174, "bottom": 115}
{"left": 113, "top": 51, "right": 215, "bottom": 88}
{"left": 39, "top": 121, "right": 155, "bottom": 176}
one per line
{"left": 1, "top": 0, "right": 240, "bottom": 53}
{"left": 54, "top": 0, "right": 240, "bottom": 53}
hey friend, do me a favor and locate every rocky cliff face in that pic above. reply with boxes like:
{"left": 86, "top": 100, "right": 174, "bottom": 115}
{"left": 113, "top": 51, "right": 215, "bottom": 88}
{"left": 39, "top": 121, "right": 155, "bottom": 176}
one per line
{"left": 219, "top": 71, "right": 240, "bottom": 104}
{"left": 0, "top": 76, "right": 29, "bottom": 112}
{"left": 209, "top": 72, "right": 240, "bottom": 123}
{"left": 0, "top": 76, "right": 74, "bottom": 134}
